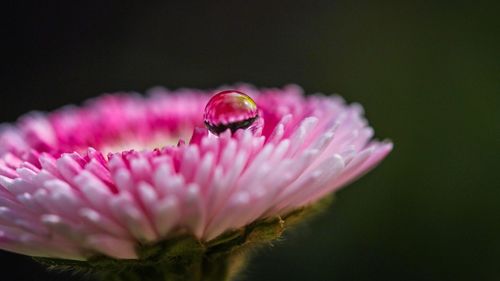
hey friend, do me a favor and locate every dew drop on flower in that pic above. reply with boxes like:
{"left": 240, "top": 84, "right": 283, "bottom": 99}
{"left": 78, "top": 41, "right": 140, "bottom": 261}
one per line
{"left": 204, "top": 90, "right": 259, "bottom": 135}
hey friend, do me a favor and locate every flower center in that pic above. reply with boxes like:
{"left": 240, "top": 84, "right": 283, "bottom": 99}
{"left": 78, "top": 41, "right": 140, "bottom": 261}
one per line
{"left": 98, "top": 129, "right": 192, "bottom": 154}
{"left": 203, "top": 90, "right": 258, "bottom": 135}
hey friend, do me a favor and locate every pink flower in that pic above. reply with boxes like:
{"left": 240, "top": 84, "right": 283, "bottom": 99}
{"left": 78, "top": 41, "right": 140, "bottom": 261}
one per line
{"left": 0, "top": 84, "right": 392, "bottom": 261}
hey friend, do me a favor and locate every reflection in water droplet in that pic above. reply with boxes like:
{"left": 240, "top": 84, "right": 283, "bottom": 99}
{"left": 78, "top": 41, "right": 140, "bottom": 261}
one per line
{"left": 204, "top": 90, "right": 259, "bottom": 135}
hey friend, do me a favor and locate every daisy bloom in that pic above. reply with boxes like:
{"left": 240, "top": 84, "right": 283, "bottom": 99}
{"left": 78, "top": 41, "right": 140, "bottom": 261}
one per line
{"left": 0, "top": 84, "right": 392, "bottom": 281}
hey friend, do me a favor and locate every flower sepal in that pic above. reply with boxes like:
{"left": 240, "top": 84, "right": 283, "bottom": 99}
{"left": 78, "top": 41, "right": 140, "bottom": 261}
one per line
{"left": 34, "top": 196, "right": 332, "bottom": 281}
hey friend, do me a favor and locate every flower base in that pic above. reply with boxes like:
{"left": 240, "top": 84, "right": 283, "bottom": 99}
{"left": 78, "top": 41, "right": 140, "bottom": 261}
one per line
{"left": 35, "top": 197, "right": 332, "bottom": 281}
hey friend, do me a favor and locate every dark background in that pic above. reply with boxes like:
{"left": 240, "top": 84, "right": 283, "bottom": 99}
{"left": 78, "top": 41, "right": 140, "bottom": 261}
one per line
{"left": 1, "top": 1, "right": 499, "bottom": 280}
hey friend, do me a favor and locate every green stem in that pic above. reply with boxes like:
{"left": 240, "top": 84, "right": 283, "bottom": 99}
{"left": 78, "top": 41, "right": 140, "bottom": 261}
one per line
{"left": 203, "top": 250, "right": 248, "bottom": 281}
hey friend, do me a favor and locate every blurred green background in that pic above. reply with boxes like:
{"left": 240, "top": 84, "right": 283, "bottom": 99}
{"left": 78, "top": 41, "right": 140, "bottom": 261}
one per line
{"left": 1, "top": 1, "right": 499, "bottom": 280}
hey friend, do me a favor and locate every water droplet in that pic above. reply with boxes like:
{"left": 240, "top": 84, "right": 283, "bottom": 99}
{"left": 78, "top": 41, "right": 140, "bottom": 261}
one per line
{"left": 204, "top": 90, "right": 259, "bottom": 135}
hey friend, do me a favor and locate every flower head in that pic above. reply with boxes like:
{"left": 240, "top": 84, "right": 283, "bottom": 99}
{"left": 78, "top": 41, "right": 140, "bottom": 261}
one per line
{"left": 0, "top": 84, "right": 391, "bottom": 263}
